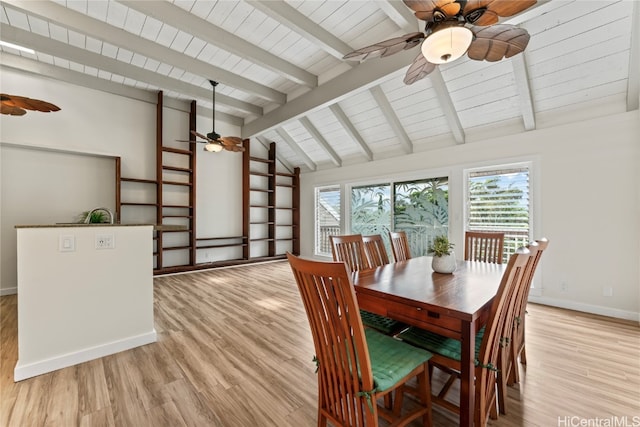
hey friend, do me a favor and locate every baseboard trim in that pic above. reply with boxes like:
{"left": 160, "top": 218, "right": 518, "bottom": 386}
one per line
{"left": 14, "top": 330, "right": 157, "bottom": 381}
{"left": 0, "top": 287, "right": 17, "bottom": 296}
{"left": 528, "top": 296, "right": 640, "bottom": 322}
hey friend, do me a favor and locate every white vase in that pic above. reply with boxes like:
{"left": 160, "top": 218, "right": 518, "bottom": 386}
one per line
{"left": 432, "top": 251, "right": 457, "bottom": 274}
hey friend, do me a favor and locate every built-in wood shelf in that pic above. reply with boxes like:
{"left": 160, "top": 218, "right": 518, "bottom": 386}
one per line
{"left": 162, "top": 147, "right": 192, "bottom": 155}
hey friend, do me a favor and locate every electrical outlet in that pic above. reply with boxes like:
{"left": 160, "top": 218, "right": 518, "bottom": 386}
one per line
{"left": 602, "top": 286, "right": 613, "bottom": 297}
{"left": 95, "top": 234, "right": 115, "bottom": 249}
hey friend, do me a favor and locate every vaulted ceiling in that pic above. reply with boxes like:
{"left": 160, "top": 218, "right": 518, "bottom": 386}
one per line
{"left": 1, "top": 0, "right": 638, "bottom": 173}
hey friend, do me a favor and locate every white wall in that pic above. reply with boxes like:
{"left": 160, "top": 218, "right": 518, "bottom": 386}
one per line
{"left": 1, "top": 69, "right": 242, "bottom": 293}
{"left": 299, "top": 111, "right": 640, "bottom": 321}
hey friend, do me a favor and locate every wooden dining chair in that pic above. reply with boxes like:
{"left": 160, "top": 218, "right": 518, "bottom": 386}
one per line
{"left": 389, "top": 230, "right": 412, "bottom": 262}
{"left": 507, "top": 238, "right": 550, "bottom": 386}
{"left": 286, "top": 253, "right": 433, "bottom": 427}
{"left": 330, "top": 234, "right": 406, "bottom": 335}
{"left": 495, "top": 242, "right": 543, "bottom": 415}
{"left": 362, "top": 234, "right": 390, "bottom": 267}
{"left": 397, "top": 248, "right": 530, "bottom": 426}
{"left": 464, "top": 231, "right": 505, "bottom": 264}
{"left": 329, "top": 234, "right": 371, "bottom": 271}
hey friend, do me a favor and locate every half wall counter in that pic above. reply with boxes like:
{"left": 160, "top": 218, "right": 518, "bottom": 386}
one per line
{"left": 14, "top": 223, "right": 158, "bottom": 381}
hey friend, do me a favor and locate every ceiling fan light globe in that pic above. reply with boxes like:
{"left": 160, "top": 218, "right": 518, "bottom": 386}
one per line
{"left": 204, "top": 142, "right": 223, "bottom": 152}
{"left": 421, "top": 26, "right": 473, "bottom": 64}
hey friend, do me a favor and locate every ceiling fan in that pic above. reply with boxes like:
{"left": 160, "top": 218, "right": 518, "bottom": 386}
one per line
{"left": 1, "top": 93, "right": 61, "bottom": 116}
{"left": 343, "top": 0, "right": 536, "bottom": 85}
{"left": 178, "top": 80, "right": 244, "bottom": 152}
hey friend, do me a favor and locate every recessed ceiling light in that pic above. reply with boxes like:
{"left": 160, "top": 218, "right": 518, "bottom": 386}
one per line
{"left": 0, "top": 40, "right": 35, "bottom": 54}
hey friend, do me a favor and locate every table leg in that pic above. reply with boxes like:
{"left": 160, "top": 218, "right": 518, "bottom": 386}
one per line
{"left": 460, "top": 320, "right": 475, "bottom": 427}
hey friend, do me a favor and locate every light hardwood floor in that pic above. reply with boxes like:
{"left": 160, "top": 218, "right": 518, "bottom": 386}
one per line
{"left": 1, "top": 261, "right": 638, "bottom": 426}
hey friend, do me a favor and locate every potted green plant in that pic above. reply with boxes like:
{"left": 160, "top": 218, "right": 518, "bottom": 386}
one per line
{"left": 428, "top": 235, "right": 457, "bottom": 273}
{"left": 75, "top": 210, "right": 109, "bottom": 224}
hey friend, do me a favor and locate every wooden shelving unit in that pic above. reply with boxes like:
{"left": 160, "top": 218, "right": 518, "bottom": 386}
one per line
{"left": 243, "top": 140, "right": 299, "bottom": 259}
{"left": 116, "top": 94, "right": 298, "bottom": 275}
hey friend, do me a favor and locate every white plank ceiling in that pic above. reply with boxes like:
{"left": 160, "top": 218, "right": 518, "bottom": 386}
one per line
{"left": 1, "top": 0, "right": 638, "bottom": 172}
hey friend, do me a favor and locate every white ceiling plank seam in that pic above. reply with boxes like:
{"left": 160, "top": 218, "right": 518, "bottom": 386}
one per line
{"left": 246, "top": 0, "right": 354, "bottom": 60}
{"left": 429, "top": 68, "right": 465, "bottom": 144}
{"left": 120, "top": 0, "right": 317, "bottom": 88}
{"left": 275, "top": 128, "right": 317, "bottom": 171}
{"left": 511, "top": 54, "right": 536, "bottom": 131}
{"left": 299, "top": 117, "right": 342, "bottom": 167}
{"left": 627, "top": 0, "right": 639, "bottom": 112}
{"left": 0, "top": 25, "right": 256, "bottom": 118}
{"left": 330, "top": 104, "right": 374, "bottom": 161}
{"left": 370, "top": 86, "right": 413, "bottom": 154}
{"left": 2, "top": 0, "right": 285, "bottom": 104}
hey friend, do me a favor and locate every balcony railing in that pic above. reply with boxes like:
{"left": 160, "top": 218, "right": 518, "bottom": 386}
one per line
{"left": 318, "top": 225, "right": 530, "bottom": 262}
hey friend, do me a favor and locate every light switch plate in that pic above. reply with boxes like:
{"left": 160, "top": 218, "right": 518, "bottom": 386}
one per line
{"left": 59, "top": 235, "right": 75, "bottom": 252}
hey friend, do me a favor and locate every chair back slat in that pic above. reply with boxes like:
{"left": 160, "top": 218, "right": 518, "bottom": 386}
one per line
{"left": 389, "top": 231, "right": 412, "bottom": 262}
{"left": 464, "top": 231, "right": 505, "bottom": 264}
{"left": 330, "top": 234, "right": 371, "bottom": 272}
{"left": 362, "top": 234, "right": 390, "bottom": 267}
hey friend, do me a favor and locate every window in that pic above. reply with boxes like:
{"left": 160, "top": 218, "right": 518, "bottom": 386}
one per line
{"left": 349, "top": 177, "right": 449, "bottom": 257}
{"left": 351, "top": 183, "right": 391, "bottom": 236}
{"left": 466, "top": 164, "right": 531, "bottom": 262}
{"left": 394, "top": 178, "right": 449, "bottom": 257}
{"left": 315, "top": 186, "right": 340, "bottom": 256}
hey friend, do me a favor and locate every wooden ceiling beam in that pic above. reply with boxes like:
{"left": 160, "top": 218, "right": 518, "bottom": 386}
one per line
{"left": 275, "top": 128, "right": 317, "bottom": 171}
{"left": 0, "top": 52, "right": 243, "bottom": 126}
{"left": 378, "top": 0, "right": 419, "bottom": 33}
{"left": 429, "top": 68, "right": 465, "bottom": 144}
{"left": 121, "top": 0, "right": 317, "bottom": 88}
{"left": 3, "top": 0, "right": 285, "bottom": 104}
{"left": 246, "top": 0, "right": 354, "bottom": 60}
{"left": 512, "top": 54, "right": 536, "bottom": 131}
{"left": 299, "top": 117, "right": 342, "bottom": 167}
{"left": 370, "top": 86, "right": 413, "bottom": 154}
{"left": 0, "top": 26, "right": 258, "bottom": 118}
{"left": 242, "top": 48, "right": 418, "bottom": 137}
{"left": 330, "top": 104, "right": 374, "bottom": 161}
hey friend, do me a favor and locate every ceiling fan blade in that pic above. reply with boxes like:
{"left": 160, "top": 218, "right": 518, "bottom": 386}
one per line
{"left": 219, "top": 136, "right": 243, "bottom": 147}
{"left": 403, "top": 53, "right": 437, "bottom": 85}
{"left": 405, "top": 0, "right": 458, "bottom": 21}
{"left": 0, "top": 103, "right": 27, "bottom": 116}
{"left": 467, "top": 25, "right": 531, "bottom": 62}
{"left": 467, "top": 9, "right": 499, "bottom": 25}
{"left": 1, "top": 94, "right": 60, "bottom": 113}
{"left": 190, "top": 130, "right": 214, "bottom": 142}
{"left": 464, "top": 0, "right": 536, "bottom": 25}
{"left": 225, "top": 144, "right": 246, "bottom": 152}
{"left": 484, "top": 0, "right": 537, "bottom": 17}
{"left": 343, "top": 32, "right": 425, "bottom": 61}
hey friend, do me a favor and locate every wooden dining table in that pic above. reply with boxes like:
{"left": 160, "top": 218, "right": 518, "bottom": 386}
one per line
{"left": 352, "top": 256, "right": 506, "bottom": 427}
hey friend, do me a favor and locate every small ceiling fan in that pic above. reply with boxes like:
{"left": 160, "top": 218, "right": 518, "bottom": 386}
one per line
{"left": 1, "top": 93, "right": 61, "bottom": 116}
{"left": 343, "top": 0, "right": 536, "bottom": 85}
{"left": 178, "top": 80, "right": 244, "bottom": 152}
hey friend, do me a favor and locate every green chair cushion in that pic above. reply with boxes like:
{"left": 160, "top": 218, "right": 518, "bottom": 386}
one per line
{"left": 360, "top": 310, "right": 407, "bottom": 335}
{"left": 398, "top": 326, "right": 485, "bottom": 362}
{"left": 364, "top": 328, "right": 432, "bottom": 392}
